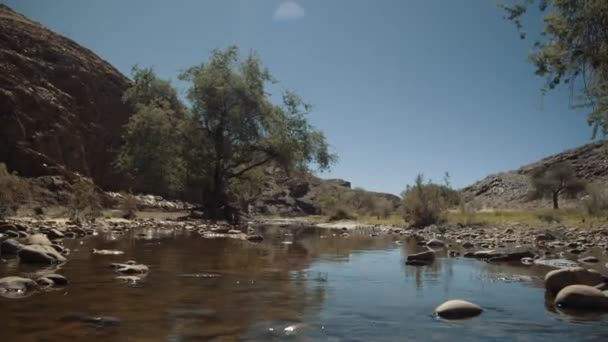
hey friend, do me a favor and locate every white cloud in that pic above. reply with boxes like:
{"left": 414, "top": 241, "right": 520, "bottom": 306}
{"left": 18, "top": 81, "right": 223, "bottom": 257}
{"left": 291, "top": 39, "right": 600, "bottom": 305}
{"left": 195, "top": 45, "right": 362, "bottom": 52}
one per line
{"left": 273, "top": 1, "right": 306, "bottom": 21}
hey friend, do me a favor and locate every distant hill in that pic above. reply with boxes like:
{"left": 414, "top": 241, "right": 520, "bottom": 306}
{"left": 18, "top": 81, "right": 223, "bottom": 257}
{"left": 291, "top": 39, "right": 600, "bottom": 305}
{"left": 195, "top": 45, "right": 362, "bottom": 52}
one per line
{"left": 461, "top": 142, "right": 608, "bottom": 209}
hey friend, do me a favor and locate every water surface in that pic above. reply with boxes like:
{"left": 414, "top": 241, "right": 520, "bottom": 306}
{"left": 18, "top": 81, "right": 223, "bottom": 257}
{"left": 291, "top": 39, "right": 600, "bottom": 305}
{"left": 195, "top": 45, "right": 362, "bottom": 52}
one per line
{"left": 1, "top": 225, "right": 608, "bottom": 341}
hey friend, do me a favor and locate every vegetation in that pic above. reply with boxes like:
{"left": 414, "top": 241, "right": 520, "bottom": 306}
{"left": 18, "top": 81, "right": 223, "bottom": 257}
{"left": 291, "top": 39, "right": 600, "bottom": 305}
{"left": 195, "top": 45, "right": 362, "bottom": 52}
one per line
{"left": 499, "top": 0, "right": 608, "bottom": 137}
{"left": 581, "top": 184, "right": 608, "bottom": 216}
{"left": 117, "top": 47, "right": 336, "bottom": 221}
{"left": 69, "top": 178, "right": 102, "bottom": 221}
{"left": 0, "top": 163, "right": 28, "bottom": 219}
{"left": 121, "top": 193, "right": 138, "bottom": 219}
{"left": 400, "top": 174, "right": 459, "bottom": 228}
{"left": 529, "top": 161, "right": 586, "bottom": 209}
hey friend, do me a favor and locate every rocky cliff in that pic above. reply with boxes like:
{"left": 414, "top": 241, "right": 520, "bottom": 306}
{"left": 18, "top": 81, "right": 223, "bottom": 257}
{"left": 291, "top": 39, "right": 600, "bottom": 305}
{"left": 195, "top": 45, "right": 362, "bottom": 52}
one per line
{"left": 461, "top": 142, "right": 608, "bottom": 209}
{"left": 0, "top": 5, "right": 131, "bottom": 189}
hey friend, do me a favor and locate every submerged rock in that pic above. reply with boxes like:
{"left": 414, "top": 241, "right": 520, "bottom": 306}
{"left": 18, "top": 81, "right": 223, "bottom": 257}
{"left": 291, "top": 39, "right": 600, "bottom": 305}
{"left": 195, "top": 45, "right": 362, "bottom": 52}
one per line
{"left": 246, "top": 234, "right": 264, "bottom": 243}
{"left": 18, "top": 245, "right": 66, "bottom": 264}
{"left": 555, "top": 285, "right": 608, "bottom": 310}
{"left": 407, "top": 250, "right": 435, "bottom": 262}
{"left": 0, "top": 276, "right": 37, "bottom": 292}
{"left": 1, "top": 239, "right": 23, "bottom": 255}
{"left": 545, "top": 267, "right": 605, "bottom": 293}
{"left": 115, "top": 264, "right": 149, "bottom": 274}
{"left": 435, "top": 299, "right": 483, "bottom": 319}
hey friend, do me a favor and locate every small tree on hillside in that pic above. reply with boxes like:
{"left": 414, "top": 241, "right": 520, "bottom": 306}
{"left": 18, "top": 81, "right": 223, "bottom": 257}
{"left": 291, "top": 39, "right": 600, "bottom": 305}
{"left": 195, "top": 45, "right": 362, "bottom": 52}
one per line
{"left": 529, "top": 161, "right": 586, "bottom": 209}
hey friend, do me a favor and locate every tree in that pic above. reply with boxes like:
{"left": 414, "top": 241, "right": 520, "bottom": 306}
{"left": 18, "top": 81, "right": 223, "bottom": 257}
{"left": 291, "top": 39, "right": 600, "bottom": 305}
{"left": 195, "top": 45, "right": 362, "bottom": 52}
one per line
{"left": 116, "top": 67, "right": 189, "bottom": 197}
{"left": 179, "top": 46, "right": 335, "bottom": 220}
{"left": 499, "top": 0, "right": 608, "bottom": 137}
{"left": 529, "top": 161, "right": 586, "bottom": 209}
{"left": 0, "top": 163, "right": 28, "bottom": 219}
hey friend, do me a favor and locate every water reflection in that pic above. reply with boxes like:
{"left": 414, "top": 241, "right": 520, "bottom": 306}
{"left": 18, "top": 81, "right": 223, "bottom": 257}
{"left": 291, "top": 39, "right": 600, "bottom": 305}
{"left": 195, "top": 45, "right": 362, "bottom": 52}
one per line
{"left": 0, "top": 225, "right": 607, "bottom": 341}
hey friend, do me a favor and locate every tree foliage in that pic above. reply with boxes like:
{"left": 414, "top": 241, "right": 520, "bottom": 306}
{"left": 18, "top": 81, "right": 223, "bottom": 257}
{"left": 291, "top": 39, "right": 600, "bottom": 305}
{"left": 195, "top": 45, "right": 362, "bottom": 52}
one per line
{"left": 529, "top": 161, "right": 586, "bottom": 209}
{"left": 117, "top": 47, "right": 336, "bottom": 221}
{"left": 499, "top": 0, "right": 608, "bottom": 137}
{"left": 69, "top": 178, "right": 102, "bottom": 221}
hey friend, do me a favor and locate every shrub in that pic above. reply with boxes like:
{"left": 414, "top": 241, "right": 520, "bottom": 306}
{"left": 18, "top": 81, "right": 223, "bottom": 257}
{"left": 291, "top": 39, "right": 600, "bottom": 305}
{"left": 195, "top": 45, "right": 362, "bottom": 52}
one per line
{"left": 121, "top": 193, "right": 138, "bottom": 219}
{"left": 401, "top": 174, "right": 448, "bottom": 228}
{"left": 328, "top": 208, "right": 354, "bottom": 221}
{"left": 0, "top": 163, "right": 29, "bottom": 219}
{"left": 536, "top": 211, "right": 561, "bottom": 224}
{"left": 459, "top": 196, "right": 481, "bottom": 225}
{"left": 69, "top": 178, "right": 102, "bottom": 221}
{"left": 581, "top": 185, "right": 608, "bottom": 217}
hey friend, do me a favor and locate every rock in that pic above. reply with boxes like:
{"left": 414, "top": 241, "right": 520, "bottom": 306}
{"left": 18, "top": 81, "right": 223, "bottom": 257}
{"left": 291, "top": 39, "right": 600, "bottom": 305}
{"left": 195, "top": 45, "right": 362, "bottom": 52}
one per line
{"left": 26, "top": 234, "right": 53, "bottom": 246}
{"left": 92, "top": 249, "right": 124, "bottom": 255}
{"left": 448, "top": 250, "right": 460, "bottom": 257}
{"left": 461, "top": 241, "right": 474, "bottom": 249}
{"left": 116, "top": 275, "right": 141, "bottom": 283}
{"left": 46, "top": 229, "right": 64, "bottom": 240}
{"left": 59, "top": 313, "right": 121, "bottom": 327}
{"left": 1, "top": 239, "right": 22, "bottom": 254}
{"left": 407, "top": 250, "right": 435, "bottom": 262}
{"left": 534, "top": 258, "right": 578, "bottom": 269}
{"left": 36, "top": 277, "right": 55, "bottom": 288}
{"left": 42, "top": 274, "right": 68, "bottom": 286}
{"left": 569, "top": 249, "right": 585, "bottom": 255}
{"left": 18, "top": 244, "right": 66, "bottom": 264}
{"left": 0, "top": 223, "right": 17, "bottom": 233}
{"left": 477, "top": 247, "right": 534, "bottom": 262}
{"left": 426, "top": 239, "right": 446, "bottom": 248}
{"left": 0, "top": 276, "right": 37, "bottom": 292}
{"left": 116, "top": 264, "right": 149, "bottom": 274}
{"left": 545, "top": 267, "right": 605, "bottom": 293}
{"left": 110, "top": 260, "right": 137, "bottom": 268}
{"left": 536, "top": 233, "right": 556, "bottom": 242}
{"left": 463, "top": 252, "right": 475, "bottom": 258}
{"left": 554, "top": 285, "right": 608, "bottom": 310}
{"left": 4, "top": 230, "right": 19, "bottom": 238}
{"left": 246, "top": 235, "right": 264, "bottom": 243}
{"left": 405, "top": 259, "right": 431, "bottom": 266}
{"left": 435, "top": 300, "right": 483, "bottom": 319}
{"left": 579, "top": 256, "right": 599, "bottom": 264}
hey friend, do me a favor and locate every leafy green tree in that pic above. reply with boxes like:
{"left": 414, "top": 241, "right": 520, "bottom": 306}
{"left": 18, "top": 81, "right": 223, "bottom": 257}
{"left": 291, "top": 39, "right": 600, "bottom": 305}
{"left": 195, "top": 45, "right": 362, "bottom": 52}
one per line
{"left": 179, "top": 46, "right": 335, "bottom": 220}
{"left": 499, "top": 0, "right": 608, "bottom": 137}
{"left": 529, "top": 161, "right": 586, "bottom": 209}
{"left": 116, "top": 67, "right": 189, "bottom": 197}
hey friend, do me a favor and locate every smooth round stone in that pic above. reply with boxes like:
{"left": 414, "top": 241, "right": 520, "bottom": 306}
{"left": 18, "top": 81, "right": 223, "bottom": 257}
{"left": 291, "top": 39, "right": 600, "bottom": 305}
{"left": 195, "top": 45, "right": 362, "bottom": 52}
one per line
{"left": 545, "top": 267, "right": 604, "bottom": 293}
{"left": 555, "top": 285, "right": 608, "bottom": 310}
{"left": 435, "top": 299, "right": 483, "bottom": 319}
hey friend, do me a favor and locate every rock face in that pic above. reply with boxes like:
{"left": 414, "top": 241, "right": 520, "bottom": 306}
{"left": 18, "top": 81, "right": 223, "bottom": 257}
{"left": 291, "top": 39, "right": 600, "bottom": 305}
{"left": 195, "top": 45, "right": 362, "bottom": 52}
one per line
{"left": 0, "top": 5, "right": 131, "bottom": 189}
{"left": 461, "top": 142, "right": 608, "bottom": 209}
{"left": 435, "top": 300, "right": 483, "bottom": 319}
{"left": 554, "top": 285, "right": 608, "bottom": 310}
{"left": 544, "top": 267, "right": 605, "bottom": 293}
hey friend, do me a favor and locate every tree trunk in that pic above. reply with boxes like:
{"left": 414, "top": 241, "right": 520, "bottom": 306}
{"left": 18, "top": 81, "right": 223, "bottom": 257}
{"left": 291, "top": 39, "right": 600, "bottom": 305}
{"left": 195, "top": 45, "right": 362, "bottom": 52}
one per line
{"left": 552, "top": 191, "right": 559, "bottom": 210}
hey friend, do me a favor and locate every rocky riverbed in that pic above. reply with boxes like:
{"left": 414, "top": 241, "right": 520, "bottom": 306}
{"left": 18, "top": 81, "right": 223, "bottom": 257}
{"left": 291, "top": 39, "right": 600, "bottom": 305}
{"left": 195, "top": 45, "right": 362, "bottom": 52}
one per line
{"left": 1, "top": 215, "right": 608, "bottom": 340}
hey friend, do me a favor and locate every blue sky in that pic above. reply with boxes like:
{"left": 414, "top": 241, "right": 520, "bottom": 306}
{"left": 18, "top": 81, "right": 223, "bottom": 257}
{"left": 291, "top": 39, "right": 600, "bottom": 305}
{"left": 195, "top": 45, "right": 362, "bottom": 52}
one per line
{"left": 5, "top": 0, "right": 595, "bottom": 194}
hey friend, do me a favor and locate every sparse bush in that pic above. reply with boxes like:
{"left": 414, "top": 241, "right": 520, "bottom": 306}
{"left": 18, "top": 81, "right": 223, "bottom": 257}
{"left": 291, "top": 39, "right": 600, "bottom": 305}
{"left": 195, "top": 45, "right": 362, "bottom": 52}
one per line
{"left": 0, "top": 163, "right": 29, "bottom": 219}
{"left": 69, "top": 178, "right": 102, "bottom": 221}
{"left": 536, "top": 211, "right": 562, "bottom": 224}
{"left": 459, "top": 196, "right": 481, "bottom": 225}
{"left": 372, "top": 197, "right": 395, "bottom": 219}
{"left": 328, "top": 208, "right": 354, "bottom": 221}
{"left": 529, "top": 161, "right": 586, "bottom": 209}
{"left": 581, "top": 186, "right": 608, "bottom": 217}
{"left": 401, "top": 174, "right": 449, "bottom": 228}
{"left": 121, "top": 193, "right": 138, "bottom": 219}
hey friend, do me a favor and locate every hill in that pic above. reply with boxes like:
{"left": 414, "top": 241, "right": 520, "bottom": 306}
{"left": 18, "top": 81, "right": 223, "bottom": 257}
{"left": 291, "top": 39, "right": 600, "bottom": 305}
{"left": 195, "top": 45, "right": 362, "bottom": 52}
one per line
{"left": 461, "top": 142, "right": 608, "bottom": 209}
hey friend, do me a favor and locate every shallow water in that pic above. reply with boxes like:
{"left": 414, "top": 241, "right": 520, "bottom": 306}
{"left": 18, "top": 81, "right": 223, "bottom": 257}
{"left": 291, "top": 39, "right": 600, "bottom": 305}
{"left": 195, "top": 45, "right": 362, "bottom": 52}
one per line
{"left": 1, "top": 225, "right": 608, "bottom": 341}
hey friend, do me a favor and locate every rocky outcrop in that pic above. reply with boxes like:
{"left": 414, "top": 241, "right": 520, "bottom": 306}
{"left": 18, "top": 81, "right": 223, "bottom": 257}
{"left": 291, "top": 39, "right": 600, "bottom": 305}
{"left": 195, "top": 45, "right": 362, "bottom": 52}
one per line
{"left": 0, "top": 4, "right": 131, "bottom": 189}
{"left": 461, "top": 142, "right": 608, "bottom": 209}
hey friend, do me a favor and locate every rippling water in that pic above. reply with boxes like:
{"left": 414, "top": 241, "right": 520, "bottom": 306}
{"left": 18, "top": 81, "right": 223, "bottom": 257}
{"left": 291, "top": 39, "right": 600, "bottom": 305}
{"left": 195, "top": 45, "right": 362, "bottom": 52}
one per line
{"left": 1, "top": 225, "right": 608, "bottom": 341}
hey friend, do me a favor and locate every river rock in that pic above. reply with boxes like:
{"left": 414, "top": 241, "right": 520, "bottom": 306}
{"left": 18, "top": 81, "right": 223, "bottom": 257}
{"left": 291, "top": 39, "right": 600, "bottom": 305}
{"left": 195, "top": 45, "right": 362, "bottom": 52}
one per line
{"left": 4, "top": 230, "right": 19, "bottom": 238}
{"left": 426, "top": 239, "right": 446, "bottom": 248}
{"left": 0, "top": 223, "right": 17, "bottom": 233}
{"left": 0, "top": 276, "right": 37, "bottom": 292}
{"left": 18, "top": 244, "right": 66, "bottom": 264}
{"left": 42, "top": 274, "right": 68, "bottom": 286}
{"left": 116, "top": 264, "right": 148, "bottom": 274}
{"left": 545, "top": 267, "right": 605, "bottom": 293}
{"left": 579, "top": 256, "right": 599, "bottom": 264}
{"left": 554, "top": 285, "right": 608, "bottom": 310}
{"left": 1, "top": 239, "right": 23, "bottom": 254}
{"left": 407, "top": 250, "right": 435, "bottom": 262}
{"left": 461, "top": 241, "right": 474, "bottom": 249}
{"left": 36, "top": 277, "right": 55, "bottom": 287}
{"left": 246, "top": 234, "right": 264, "bottom": 243}
{"left": 435, "top": 299, "right": 483, "bottom": 319}
{"left": 26, "top": 234, "right": 53, "bottom": 246}
{"left": 46, "top": 229, "right": 65, "bottom": 240}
